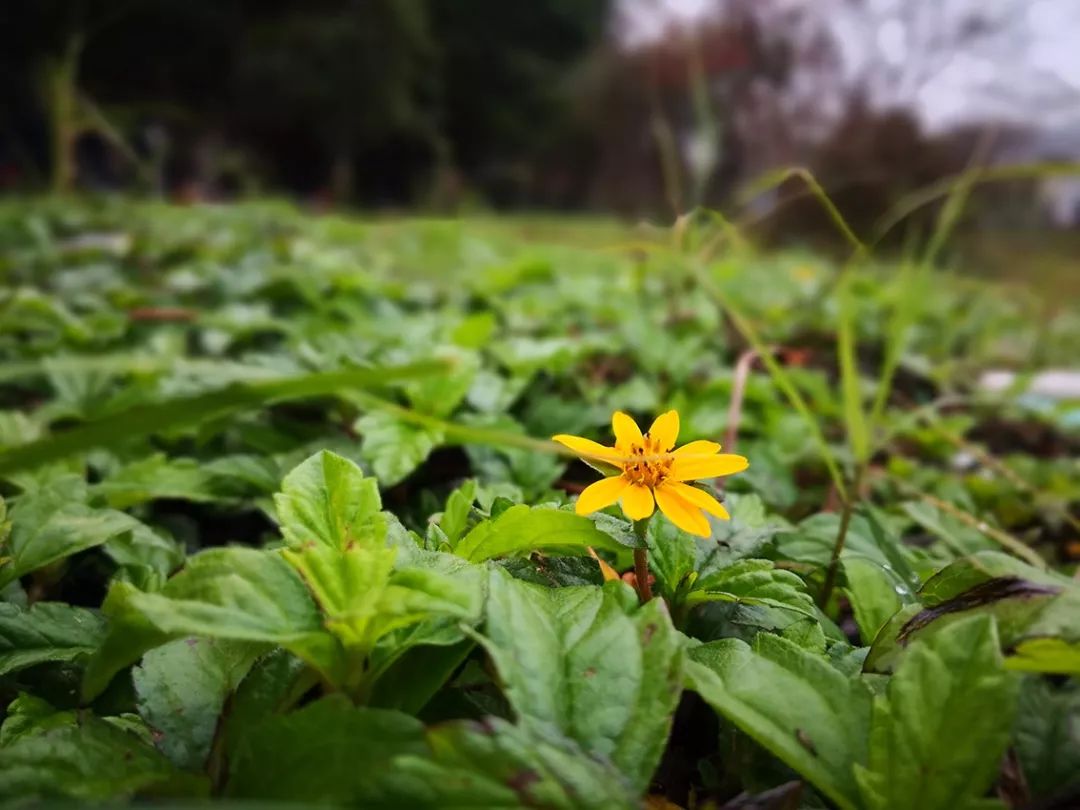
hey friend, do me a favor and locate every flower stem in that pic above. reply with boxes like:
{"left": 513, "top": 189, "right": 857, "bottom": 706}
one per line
{"left": 632, "top": 520, "right": 653, "bottom": 603}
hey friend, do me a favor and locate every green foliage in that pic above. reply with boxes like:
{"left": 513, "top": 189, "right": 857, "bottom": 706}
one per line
{"left": 0, "top": 601, "right": 106, "bottom": 675}
{"left": 687, "top": 634, "right": 873, "bottom": 810}
{"left": 83, "top": 548, "right": 332, "bottom": 698}
{"left": 0, "top": 200, "right": 1077, "bottom": 807}
{"left": 454, "top": 504, "right": 629, "bottom": 562}
{"left": 133, "top": 638, "right": 263, "bottom": 771}
{"left": 865, "top": 552, "right": 1080, "bottom": 675}
{"left": 855, "top": 616, "right": 1018, "bottom": 810}
{"left": 226, "top": 695, "right": 427, "bottom": 802}
{"left": 1013, "top": 678, "right": 1080, "bottom": 800}
{"left": 274, "top": 449, "right": 385, "bottom": 550}
{"left": 479, "top": 569, "right": 683, "bottom": 792}
{"left": 0, "top": 696, "right": 206, "bottom": 801}
{"left": 0, "top": 475, "right": 146, "bottom": 588}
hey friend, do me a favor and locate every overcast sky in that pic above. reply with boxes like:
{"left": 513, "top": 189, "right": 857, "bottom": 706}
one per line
{"left": 616, "top": 0, "right": 1080, "bottom": 137}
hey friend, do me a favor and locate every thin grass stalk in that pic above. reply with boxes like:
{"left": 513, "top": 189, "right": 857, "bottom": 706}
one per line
{"left": 818, "top": 467, "right": 863, "bottom": 608}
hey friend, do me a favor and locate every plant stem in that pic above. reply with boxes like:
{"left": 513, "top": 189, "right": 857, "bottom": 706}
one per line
{"left": 818, "top": 468, "right": 863, "bottom": 609}
{"left": 632, "top": 520, "right": 653, "bottom": 603}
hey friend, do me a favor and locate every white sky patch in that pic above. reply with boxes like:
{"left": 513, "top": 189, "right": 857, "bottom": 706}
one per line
{"left": 615, "top": 0, "right": 1080, "bottom": 137}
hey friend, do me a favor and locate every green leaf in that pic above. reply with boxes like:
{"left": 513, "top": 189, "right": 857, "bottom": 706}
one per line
{"left": 1006, "top": 637, "right": 1080, "bottom": 675}
{"left": 455, "top": 504, "right": 626, "bottom": 562}
{"left": 392, "top": 717, "right": 639, "bottom": 809}
{"left": 83, "top": 547, "right": 339, "bottom": 699}
{"left": 479, "top": 569, "right": 684, "bottom": 792}
{"left": 282, "top": 544, "right": 474, "bottom": 688}
{"left": 0, "top": 705, "right": 206, "bottom": 801}
{"left": 0, "top": 475, "right": 144, "bottom": 588}
{"left": 646, "top": 494, "right": 789, "bottom": 606}
{"left": 843, "top": 556, "right": 905, "bottom": 644}
{"left": 223, "top": 649, "right": 313, "bottom": 761}
{"left": 102, "top": 523, "right": 185, "bottom": 591}
{"left": 356, "top": 411, "right": 443, "bottom": 485}
{"left": 687, "top": 633, "right": 872, "bottom": 810}
{"left": 92, "top": 454, "right": 219, "bottom": 508}
{"left": 439, "top": 478, "right": 477, "bottom": 545}
{"left": 1013, "top": 678, "right": 1080, "bottom": 799}
{"left": 865, "top": 552, "right": 1080, "bottom": 675}
{"left": 901, "top": 501, "right": 996, "bottom": 557}
{"left": 403, "top": 347, "right": 479, "bottom": 416}
{"left": 689, "top": 558, "right": 817, "bottom": 619}
{"left": 226, "top": 695, "right": 427, "bottom": 802}
{"left": 854, "top": 615, "right": 1018, "bottom": 810}
{"left": 133, "top": 638, "right": 265, "bottom": 771}
{"left": 0, "top": 602, "right": 107, "bottom": 675}
{"left": 274, "top": 449, "right": 384, "bottom": 550}
{"left": 0, "top": 363, "right": 448, "bottom": 477}
{"left": 774, "top": 509, "right": 921, "bottom": 590}
{"left": 368, "top": 639, "right": 475, "bottom": 715}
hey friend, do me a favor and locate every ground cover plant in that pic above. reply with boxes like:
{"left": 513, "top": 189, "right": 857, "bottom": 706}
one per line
{"left": 0, "top": 196, "right": 1078, "bottom": 808}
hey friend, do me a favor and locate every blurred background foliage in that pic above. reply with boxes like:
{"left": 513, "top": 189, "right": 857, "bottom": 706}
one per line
{"left": 1, "top": 0, "right": 1079, "bottom": 268}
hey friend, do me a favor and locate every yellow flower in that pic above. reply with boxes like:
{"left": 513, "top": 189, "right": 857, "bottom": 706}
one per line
{"left": 554, "top": 410, "right": 749, "bottom": 537}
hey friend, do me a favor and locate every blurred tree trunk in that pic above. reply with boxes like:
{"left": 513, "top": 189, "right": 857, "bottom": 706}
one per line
{"left": 330, "top": 147, "right": 354, "bottom": 205}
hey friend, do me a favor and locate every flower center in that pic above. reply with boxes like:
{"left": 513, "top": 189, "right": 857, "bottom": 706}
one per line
{"left": 620, "top": 436, "right": 673, "bottom": 488}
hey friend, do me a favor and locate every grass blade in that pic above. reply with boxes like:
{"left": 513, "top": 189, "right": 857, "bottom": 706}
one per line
{"left": 0, "top": 362, "right": 447, "bottom": 476}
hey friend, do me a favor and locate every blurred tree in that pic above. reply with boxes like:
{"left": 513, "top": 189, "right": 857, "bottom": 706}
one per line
{"left": 234, "top": 0, "right": 435, "bottom": 203}
{"left": 427, "top": 0, "right": 609, "bottom": 206}
{"left": 0, "top": 0, "right": 611, "bottom": 205}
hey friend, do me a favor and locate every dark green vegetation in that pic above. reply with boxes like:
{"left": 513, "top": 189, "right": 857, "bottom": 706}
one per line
{"left": 0, "top": 198, "right": 1078, "bottom": 808}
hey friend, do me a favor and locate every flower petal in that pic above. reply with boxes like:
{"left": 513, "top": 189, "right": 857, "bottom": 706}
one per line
{"left": 575, "top": 476, "right": 629, "bottom": 515}
{"left": 647, "top": 410, "right": 680, "bottom": 451}
{"left": 670, "top": 453, "right": 749, "bottom": 481}
{"left": 612, "top": 411, "right": 644, "bottom": 449}
{"left": 587, "top": 547, "right": 621, "bottom": 582}
{"left": 663, "top": 481, "right": 730, "bottom": 520}
{"left": 620, "top": 483, "right": 655, "bottom": 520}
{"left": 673, "top": 439, "right": 722, "bottom": 457}
{"left": 654, "top": 484, "right": 711, "bottom": 537}
{"left": 553, "top": 434, "right": 623, "bottom": 463}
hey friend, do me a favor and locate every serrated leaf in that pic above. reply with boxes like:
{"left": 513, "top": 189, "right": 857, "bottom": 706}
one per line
{"left": 0, "top": 475, "right": 145, "bottom": 588}
{"left": 274, "top": 449, "right": 384, "bottom": 550}
{"left": 1013, "top": 678, "right": 1080, "bottom": 799}
{"left": 281, "top": 544, "right": 474, "bottom": 689}
{"left": 686, "top": 634, "right": 872, "bottom": 810}
{"left": 134, "top": 637, "right": 265, "bottom": 771}
{"left": 226, "top": 695, "right": 427, "bottom": 802}
{"left": 0, "top": 602, "right": 107, "bottom": 675}
{"left": 455, "top": 505, "right": 626, "bottom": 562}
{"left": 223, "top": 648, "right": 311, "bottom": 761}
{"left": 689, "top": 558, "right": 817, "bottom": 619}
{"left": 356, "top": 411, "right": 443, "bottom": 485}
{"left": 103, "top": 523, "right": 185, "bottom": 591}
{"left": 393, "top": 717, "right": 639, "bottom": 809}
{"left": 854, "top": 615, "right": 1018, "bottom": 810}
{"left": 646, "top": 494, "right": 788, "bottom": 605}
{"left": 83, "top": 547, "right": 340, "bottom": 699}
{"left": 478, "top": 569, "right": 683, "bottom": 792}
{"left": 0, "top": 704, "right": 206, "bottom": 801}
{"left": 92, "top": 454, "right": 220, "bottom": 508}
